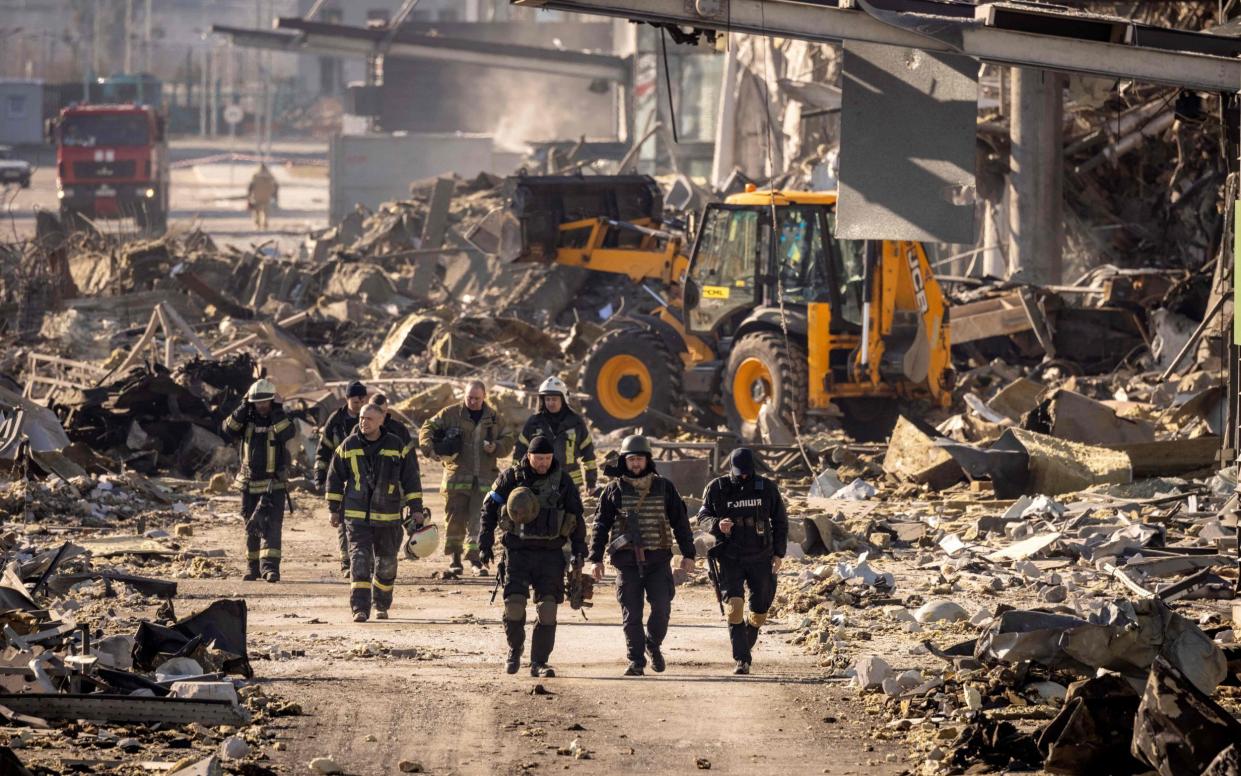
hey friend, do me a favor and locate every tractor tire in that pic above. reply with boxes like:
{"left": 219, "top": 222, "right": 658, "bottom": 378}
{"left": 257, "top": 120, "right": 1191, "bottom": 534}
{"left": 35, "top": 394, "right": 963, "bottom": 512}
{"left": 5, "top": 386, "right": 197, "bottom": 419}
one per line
{"left": 836, "top": 398, "right": 900, "bottom": 443}
{"left": 723, "top": 332, "right": 807, "bottom": 441}
{"left": 581, "top": 327, "right": 682, "bottom": 435}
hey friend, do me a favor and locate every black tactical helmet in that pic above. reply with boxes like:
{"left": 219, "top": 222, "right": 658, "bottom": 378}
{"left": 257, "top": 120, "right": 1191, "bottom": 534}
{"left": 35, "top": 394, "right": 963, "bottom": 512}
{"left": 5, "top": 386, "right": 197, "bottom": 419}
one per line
{"left": 619, "top": 435, "right": 653, "bottom": 457}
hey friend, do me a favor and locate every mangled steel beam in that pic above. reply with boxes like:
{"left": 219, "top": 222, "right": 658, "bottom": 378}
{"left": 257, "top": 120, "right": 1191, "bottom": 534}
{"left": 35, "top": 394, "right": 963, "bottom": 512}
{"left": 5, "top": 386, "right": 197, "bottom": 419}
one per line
{"left": 0, "top": 693, "right": 247, "bottom": 726}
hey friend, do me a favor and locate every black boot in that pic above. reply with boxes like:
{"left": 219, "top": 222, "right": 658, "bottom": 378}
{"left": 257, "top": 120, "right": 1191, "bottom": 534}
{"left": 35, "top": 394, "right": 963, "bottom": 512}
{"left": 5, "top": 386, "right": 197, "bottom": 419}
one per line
{"left": 504, "top": 621, "right": 524, "bottom": 675}
{"left": 448, "top": 551, "right": 464, "bottom": 578}
{"left": 646, "top": 641, "right": 666, "bottom": 673}
{"left": 624, "top": 661, "right": 645, "bottom": 676}
{"left": 729, "top": 623, "right": 751, "bottom": 664}
{"left": 530, "top": 622, "right": 557, "bottom": 677}
{"left": 243, "top": 564, "right": 260, "bottom": 581}
{"left": 745, "top": 624, "right": 760, "bottom": 652}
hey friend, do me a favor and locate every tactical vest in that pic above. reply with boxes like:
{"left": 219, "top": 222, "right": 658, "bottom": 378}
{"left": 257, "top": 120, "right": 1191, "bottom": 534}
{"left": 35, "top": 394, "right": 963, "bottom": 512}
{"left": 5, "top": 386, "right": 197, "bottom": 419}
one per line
{"left": 504, "top": 472, "right": 573, "bottom": 541}
{"left": 723, "top": 477, "right": 772, "bottom": 547}
{"left": 612, "top": 477, "right": 672, "bottom": 550}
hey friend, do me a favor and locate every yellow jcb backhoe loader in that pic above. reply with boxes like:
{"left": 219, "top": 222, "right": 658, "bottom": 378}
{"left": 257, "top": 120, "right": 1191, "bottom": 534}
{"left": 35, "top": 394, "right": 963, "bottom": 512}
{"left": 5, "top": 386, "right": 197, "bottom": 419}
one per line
{"left": 484, "top": 174, "right": 952, "bottom": 442}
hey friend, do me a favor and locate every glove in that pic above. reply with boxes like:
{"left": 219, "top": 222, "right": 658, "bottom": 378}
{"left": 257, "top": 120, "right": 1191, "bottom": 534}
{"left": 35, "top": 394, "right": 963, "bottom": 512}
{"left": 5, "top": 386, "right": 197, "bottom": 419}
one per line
{"left": 329, "top": 512, "right": 342, "bottom": 528}
{"left": 571, "top": 554, "right": 585, "bottom": 571}
{"left": 585, "top": 471, "right": 598, "bottom": 491}
{"left": 479, "top": 547, "right": 494, "bottom": 566}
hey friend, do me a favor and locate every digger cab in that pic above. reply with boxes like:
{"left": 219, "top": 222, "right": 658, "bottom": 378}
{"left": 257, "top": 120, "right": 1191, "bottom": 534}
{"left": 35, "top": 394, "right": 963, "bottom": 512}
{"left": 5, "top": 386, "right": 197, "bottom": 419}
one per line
{"left": 684, "top": 189, "right": 866, "bottom": 338}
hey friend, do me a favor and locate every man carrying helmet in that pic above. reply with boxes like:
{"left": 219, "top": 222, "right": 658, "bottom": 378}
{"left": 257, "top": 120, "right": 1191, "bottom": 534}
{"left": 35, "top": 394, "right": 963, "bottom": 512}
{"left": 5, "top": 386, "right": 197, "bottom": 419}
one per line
{"left": 480, "top": 434, "right": 586, "bottom": 677}
{"left": 698, "top": 448, "right": 788, "bottom": 675}
{"left": 326, "top": 403, "right": 426, "bottom": 623}
{"left": 513, "top": 377, "right": 597, "bottom": 492}
{"left": 590, "top": 435, "right": 697, "bottom": 676}
{"left": 221, "top": 378, "right": 296, "bottom": 582}
{"left": 315, "top": 380, "right": 369, "bottom": 575}
{"left": 419, "top": 380, "right": 513, "bottom": 578}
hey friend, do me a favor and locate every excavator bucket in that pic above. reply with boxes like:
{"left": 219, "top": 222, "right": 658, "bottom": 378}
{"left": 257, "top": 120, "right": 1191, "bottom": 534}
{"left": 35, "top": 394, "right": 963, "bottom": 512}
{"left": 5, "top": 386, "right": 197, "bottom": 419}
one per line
{"left": 466, "top": 174, "right": 663, "bottom": 263}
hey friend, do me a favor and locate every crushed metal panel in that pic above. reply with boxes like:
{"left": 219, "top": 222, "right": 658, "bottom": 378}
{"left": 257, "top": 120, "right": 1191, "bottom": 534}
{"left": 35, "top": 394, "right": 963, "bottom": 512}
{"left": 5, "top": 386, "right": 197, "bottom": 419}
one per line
{"left": 837, "top": 42, "right": 978, "bottom": 243}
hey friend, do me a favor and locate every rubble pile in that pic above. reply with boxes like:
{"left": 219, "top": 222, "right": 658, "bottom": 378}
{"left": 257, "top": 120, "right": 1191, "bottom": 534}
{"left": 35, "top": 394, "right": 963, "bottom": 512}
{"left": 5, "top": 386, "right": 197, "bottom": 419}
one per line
{"left": 0, "top": 487, "right": 299, "bottom": 774}
{"left": 769, "top": 426, "right": 1239, "bottom": 774}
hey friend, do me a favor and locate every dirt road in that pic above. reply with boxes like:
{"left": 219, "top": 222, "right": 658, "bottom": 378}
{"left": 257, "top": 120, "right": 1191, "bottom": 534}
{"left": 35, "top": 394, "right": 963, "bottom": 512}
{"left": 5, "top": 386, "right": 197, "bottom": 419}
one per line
{"left": 177, "top": 479, "right": 904, "bottom": 776}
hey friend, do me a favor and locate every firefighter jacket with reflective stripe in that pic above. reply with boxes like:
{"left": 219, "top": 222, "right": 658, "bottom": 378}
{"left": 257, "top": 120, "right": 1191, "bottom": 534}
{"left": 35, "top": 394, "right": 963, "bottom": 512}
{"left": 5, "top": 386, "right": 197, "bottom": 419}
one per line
{"left": 325, "top": 431, "right": 423, "bottom": 523}
{"left": 514, "top": 409, "right": 597, "bottom": 487}
{"left": 697, "top": 474, "right": 789, "bottom": 560}
{"left": 480, "top": 460, "right": 586, "bottom": 556}
{"left": 221, "top": 403, "right": 295, "bottom": 493}
{"left": 418, "top": 402, "right": 514, "bottom": 494}
{"left": 590, "top": 468, "right": 695, "bottom": 564}
{"left": 314, "top": 406, "right": 359, "bottom": 485}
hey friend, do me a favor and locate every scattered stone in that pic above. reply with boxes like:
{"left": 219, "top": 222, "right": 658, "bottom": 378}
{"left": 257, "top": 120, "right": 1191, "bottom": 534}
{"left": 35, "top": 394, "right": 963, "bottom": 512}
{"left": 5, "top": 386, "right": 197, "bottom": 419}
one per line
{"left": 1040, "top": 584, "right": 1068, "bottom": 603}
{"left": 853, "top": 656, "right": 892, "bottom": 690}
{"left": 309, "top": 756, "right": 342, "bottom": 774}
{"left": 117, "top": 738, "right": 142, "bottom": 753}
{"left": 174, "top": 523, "right": 194, "bottom": 537}
{"left": 398, "top": 761, "right": 424, "bottom": 773}
{"left": 696, "top": 757, "right": 712, "bottom": 769}
{"left": 219, "top": 736, "right": 249, "bottom": 760}
{"left": 914, "top": 600, "right": 969, "bottom": 624}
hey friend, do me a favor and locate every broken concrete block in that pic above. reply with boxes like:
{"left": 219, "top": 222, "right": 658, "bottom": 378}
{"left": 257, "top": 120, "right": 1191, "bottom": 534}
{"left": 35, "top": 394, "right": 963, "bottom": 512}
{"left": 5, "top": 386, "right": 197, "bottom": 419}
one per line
{"left": 852, "top": 655, "right": 892, "bottom": 690}
{"left": 987, "top": 377, "right": 1048, "bottom": 422}
{"left": 219, "top": 736, "right": 249, "bottom": 760}
{"left": 169, "top": 681, "right": 240, "bottom": 706}
{"left": 175, "top": 524, "right": 194, "bottom": 538}
{"left": 914, "top": 600, "right": 969, "bottom": 624}
{"left": 997, "top": 428, "right": 1132, "bottom": 497}
{"left": 883, "top": 415, "right": 964, "bottom": 490}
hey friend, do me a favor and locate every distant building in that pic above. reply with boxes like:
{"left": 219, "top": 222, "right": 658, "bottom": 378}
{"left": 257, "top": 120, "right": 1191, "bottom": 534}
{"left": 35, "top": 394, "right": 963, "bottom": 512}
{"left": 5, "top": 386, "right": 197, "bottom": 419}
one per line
{"left": 0, "top": 80, "right": 44, "bottom": 145}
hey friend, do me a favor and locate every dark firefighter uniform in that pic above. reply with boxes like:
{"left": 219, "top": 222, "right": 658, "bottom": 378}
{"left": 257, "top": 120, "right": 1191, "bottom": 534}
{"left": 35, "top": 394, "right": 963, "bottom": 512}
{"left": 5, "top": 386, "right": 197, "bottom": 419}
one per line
{"left": 419, "top": 401, "right": 513, "bottom": 565}
{"left": 480, "top": 441, "right": 586, "bottom": 676}
{"left": 514, "top": 406, "right": 597, "bottom": 491}
{"left": 590, "top": 451, "right": 695, "bottom": 674}
{"left": 315, "top": 401, "right": 362, "bottom": 571}
{"left": 221, "top": 394, "right": 295, "bottom": 580}
{"left": 326, "top": 430, "right": 424, "bottom": 618}
{"left": 698, "top": 448, "right": 788, "bottom": 672}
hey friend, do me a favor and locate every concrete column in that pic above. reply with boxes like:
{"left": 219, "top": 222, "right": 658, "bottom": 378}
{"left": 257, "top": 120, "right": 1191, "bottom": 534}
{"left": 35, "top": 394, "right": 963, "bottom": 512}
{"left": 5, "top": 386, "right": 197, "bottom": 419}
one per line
{"left": 1007, "top": 68, "right": 1065, "bottom": 284}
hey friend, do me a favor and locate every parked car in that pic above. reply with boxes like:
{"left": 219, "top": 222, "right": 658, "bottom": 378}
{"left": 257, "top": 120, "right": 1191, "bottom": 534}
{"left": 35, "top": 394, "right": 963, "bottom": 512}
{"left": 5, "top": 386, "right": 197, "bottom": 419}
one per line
{"left": 0, "top": 145, "right": 32, "bottom": 188}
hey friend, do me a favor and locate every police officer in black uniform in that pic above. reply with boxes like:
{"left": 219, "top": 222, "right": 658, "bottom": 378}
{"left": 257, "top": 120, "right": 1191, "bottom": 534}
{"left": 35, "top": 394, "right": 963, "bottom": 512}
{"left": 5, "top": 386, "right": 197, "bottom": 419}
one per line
{"left": 590, "top": 435, "right": 696, "bottom": 676}
{"left": 480, "top": 435, "right": 586, "bottom": 677}
{"left": 698, "top": 448, "right": 788, "bottom": 674}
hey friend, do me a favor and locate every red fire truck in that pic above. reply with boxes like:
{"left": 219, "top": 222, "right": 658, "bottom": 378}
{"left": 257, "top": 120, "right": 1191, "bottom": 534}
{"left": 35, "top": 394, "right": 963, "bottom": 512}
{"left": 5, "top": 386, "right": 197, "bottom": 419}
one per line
{"left": 52, "top": 104, "right": 169, "bottom": 232}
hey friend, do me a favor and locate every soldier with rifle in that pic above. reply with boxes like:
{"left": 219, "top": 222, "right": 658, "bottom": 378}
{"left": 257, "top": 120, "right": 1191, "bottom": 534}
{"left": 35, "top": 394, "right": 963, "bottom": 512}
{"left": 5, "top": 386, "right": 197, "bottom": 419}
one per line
{"left": 590, "top": 435, "right": 696, "bottom": 676}
{"left": 698, "top": 448, "right": 788, "bottom": 675}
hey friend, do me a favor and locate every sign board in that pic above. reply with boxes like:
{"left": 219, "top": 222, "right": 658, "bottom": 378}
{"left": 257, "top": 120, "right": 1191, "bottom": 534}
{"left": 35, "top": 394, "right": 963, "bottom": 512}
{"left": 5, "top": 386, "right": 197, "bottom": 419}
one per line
{"left": 223, "top": 105, "right": 244, "bottom": 126}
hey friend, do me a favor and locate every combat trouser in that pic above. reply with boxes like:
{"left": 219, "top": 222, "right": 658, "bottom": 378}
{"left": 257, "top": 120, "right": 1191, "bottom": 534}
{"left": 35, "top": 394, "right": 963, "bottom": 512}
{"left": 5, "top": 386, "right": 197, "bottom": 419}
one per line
{"left": 719, "top": 556, "right": 777, "bottom": 664}
{"left": 615, "top": 560, "right": 675, "bottom": 667}
{"left": 502, "top": 547, "right": 565, "bottom": 665}
{"left": 444, "top": 487, "right": 485, "bottom": 558}
{"left": 336, "top": 521, "right": 349, "bottom": 569}
{"left": 242, "top": 491, "right": 285, "bottom": 577}
{"left": 345, "top": 521, "right": 402, "bottom": 616}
